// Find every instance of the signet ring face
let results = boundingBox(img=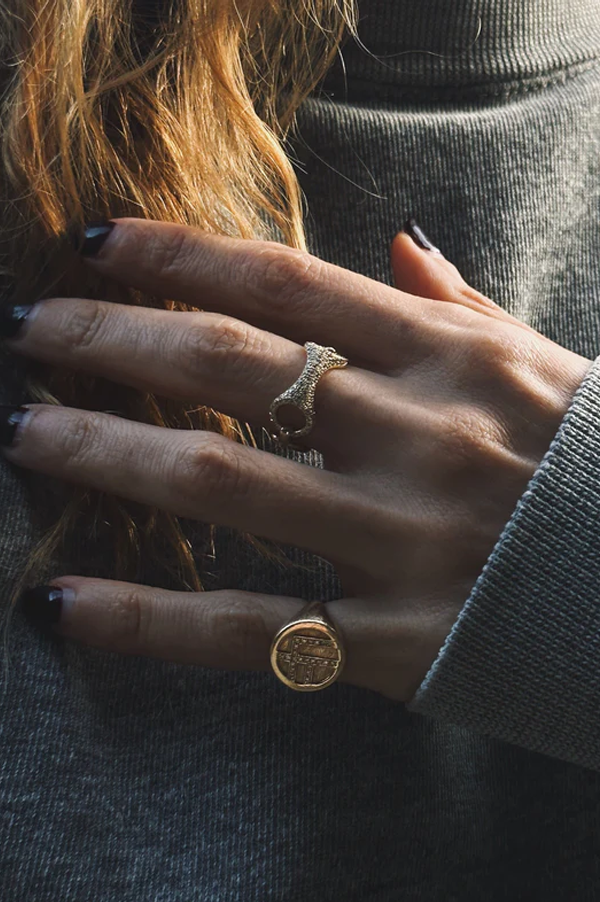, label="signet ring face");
[270,601,345,692]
